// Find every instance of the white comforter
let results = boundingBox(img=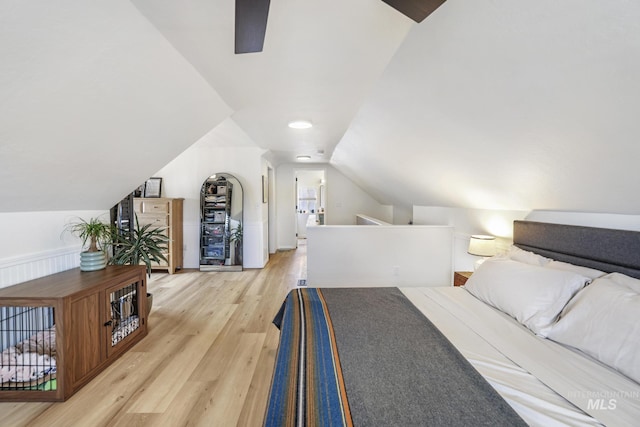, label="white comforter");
[401,287,640,427]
